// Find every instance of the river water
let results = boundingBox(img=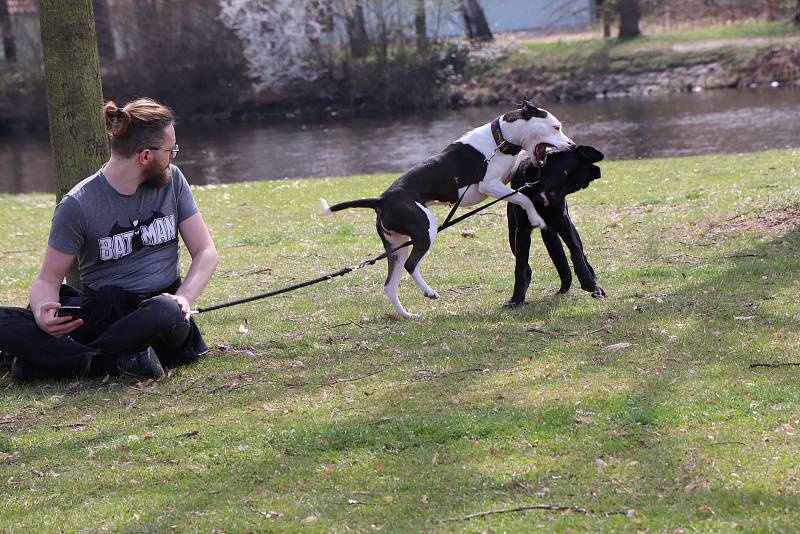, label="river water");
[1,85,798,194]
